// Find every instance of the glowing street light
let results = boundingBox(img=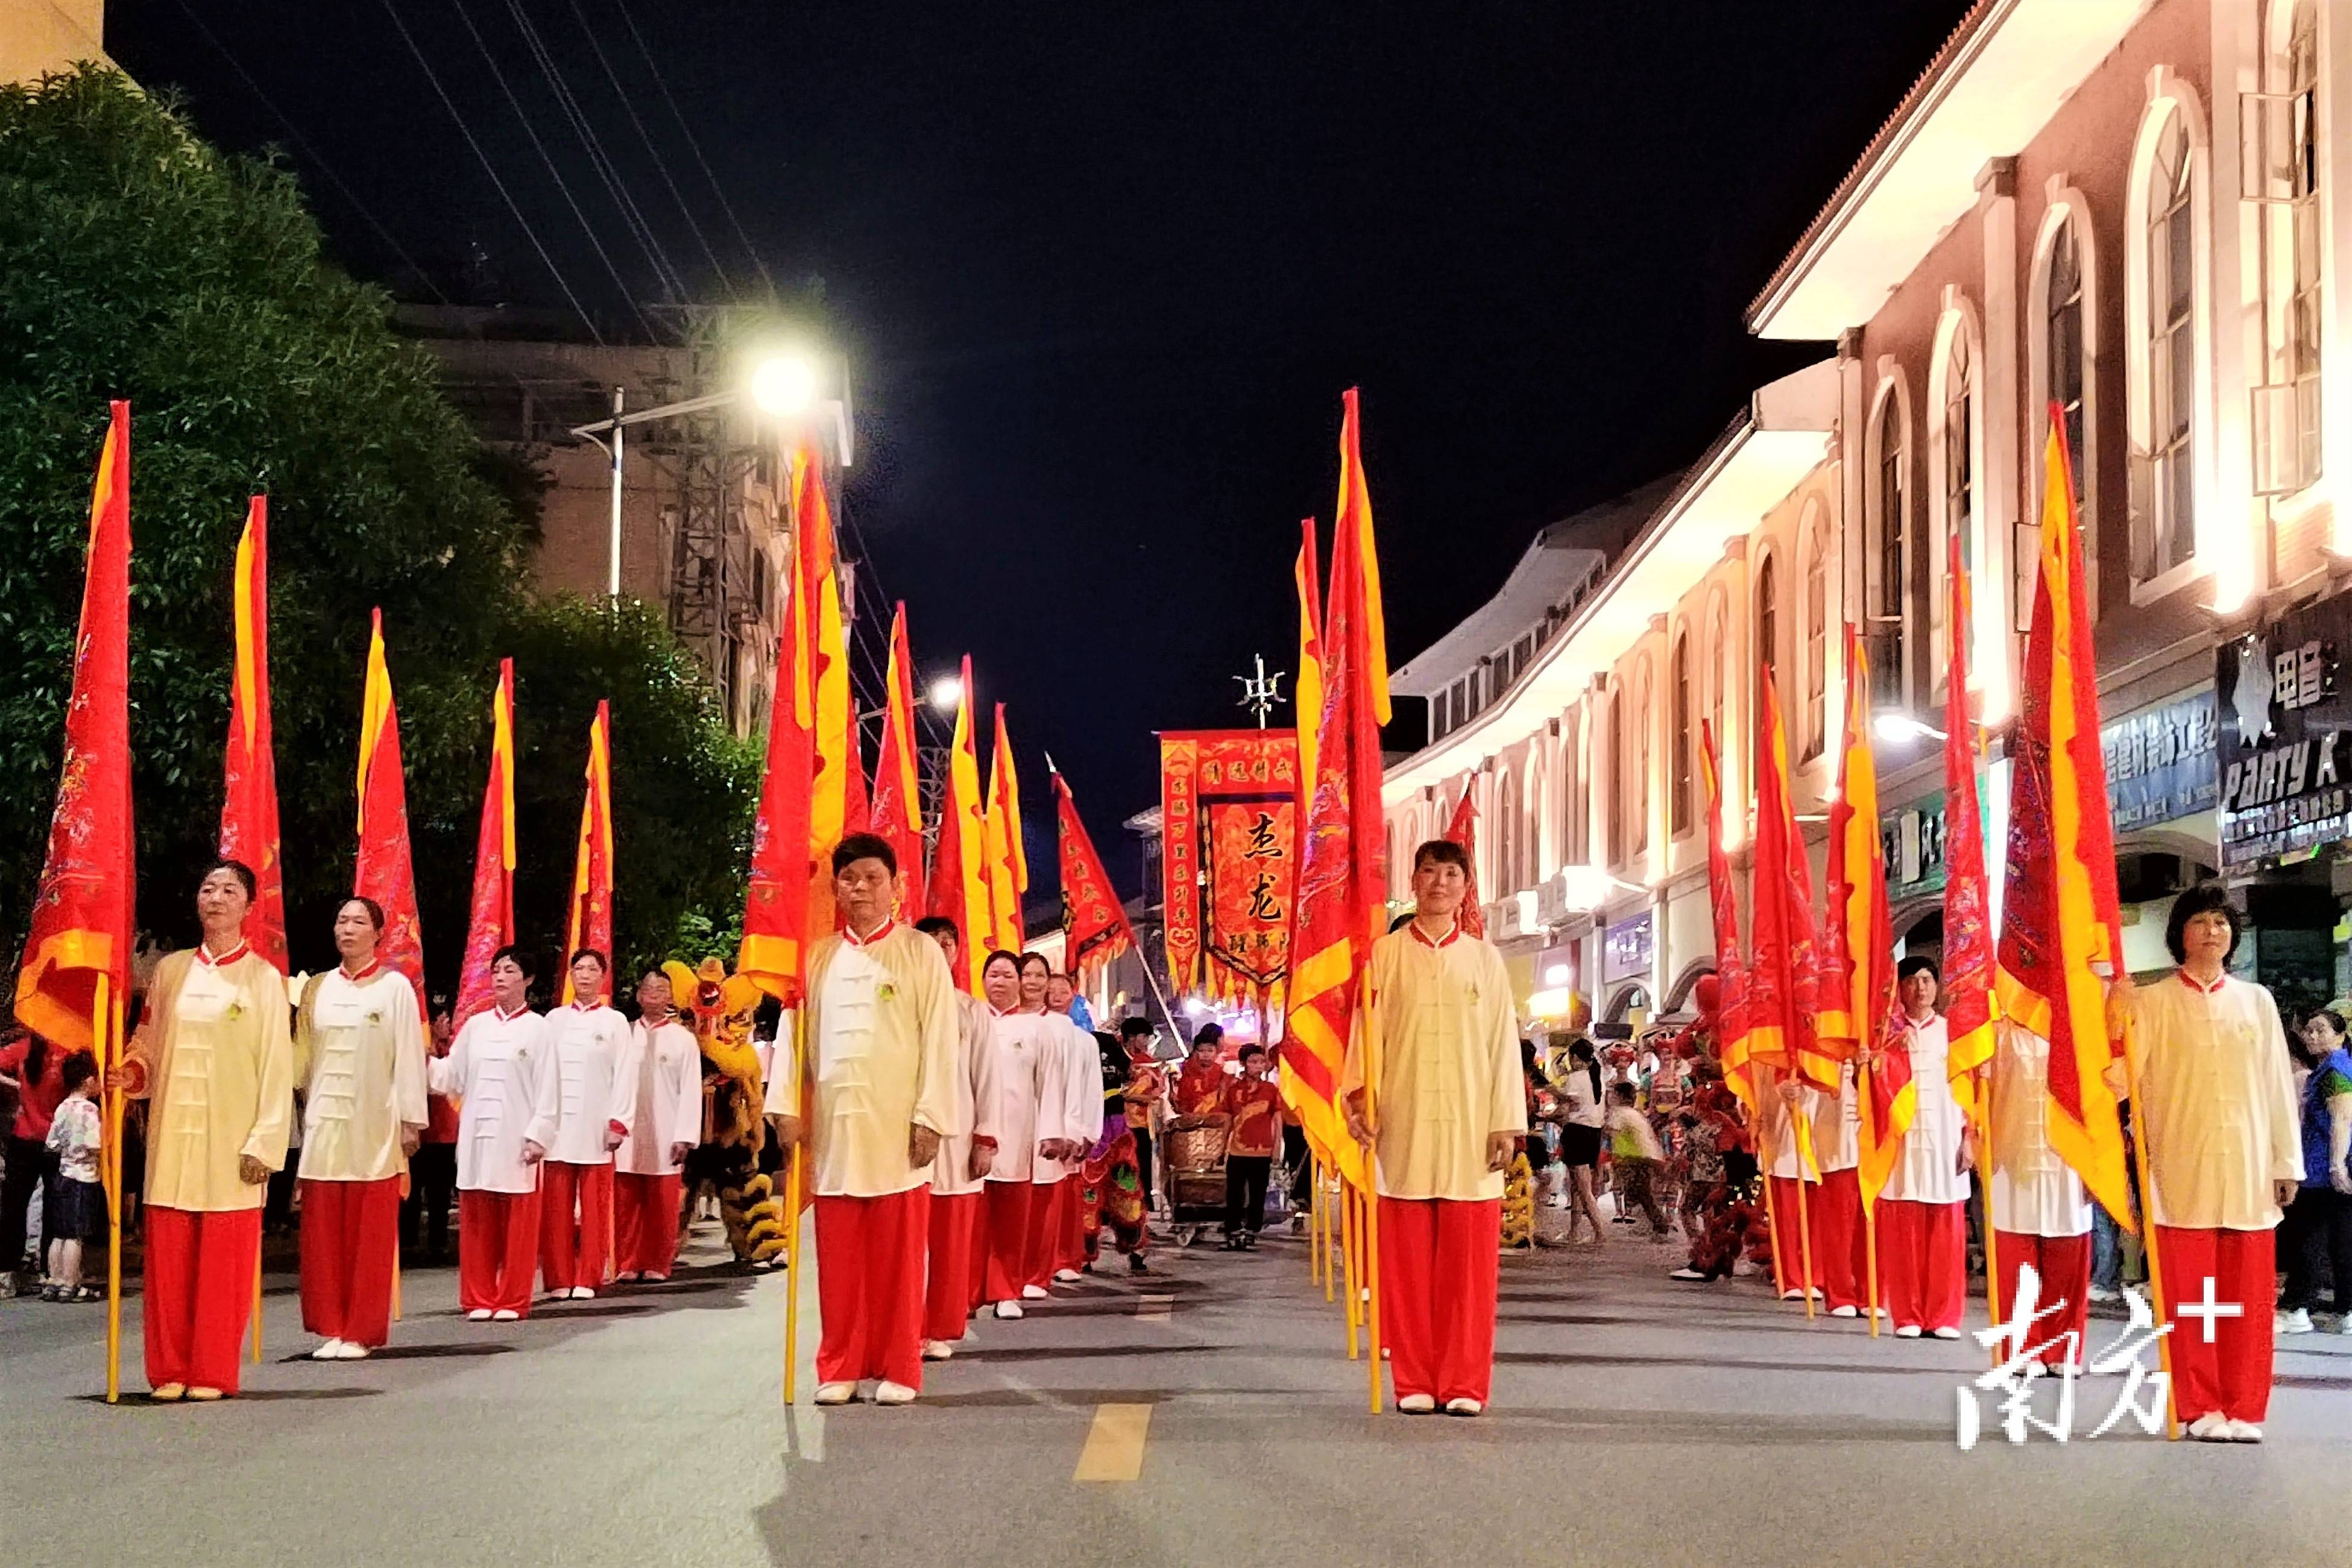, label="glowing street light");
[1557,864,1645,913]
[927,673,965,713]
[1871,711,1949,746]
[750,353,819,416]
